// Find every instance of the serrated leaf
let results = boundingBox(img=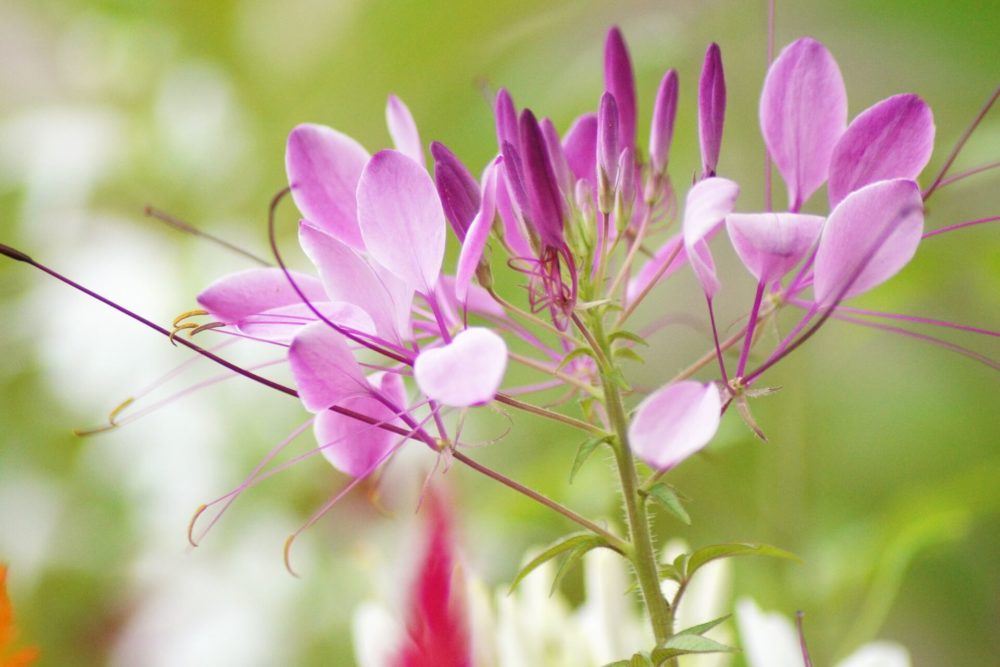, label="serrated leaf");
[687,542,799,577]
[557,346,598,370]
[609,330,649,347]
[613,347,645,364]
[569,435,612,484]
[644,482,691,525]
[549,539,600,596]
[677,613,732,636]
[508,534,602,593]
[651,634,736,661]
